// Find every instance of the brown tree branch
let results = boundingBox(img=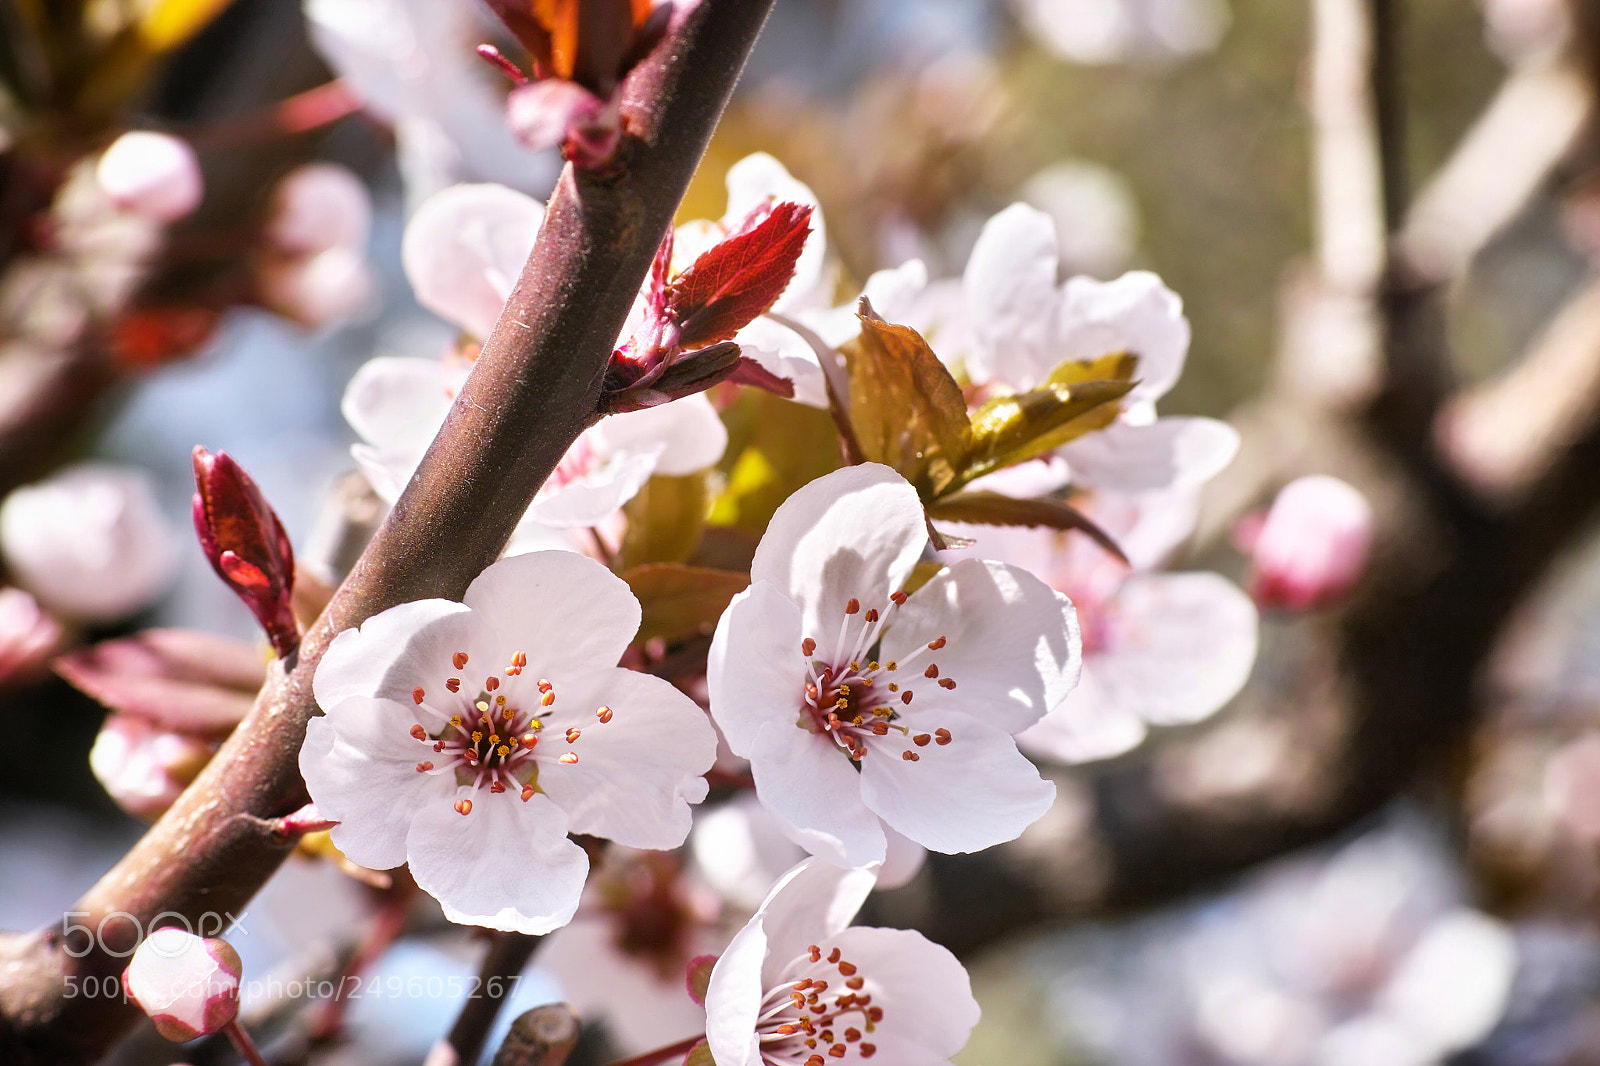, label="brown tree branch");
[0,2,776,1061]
